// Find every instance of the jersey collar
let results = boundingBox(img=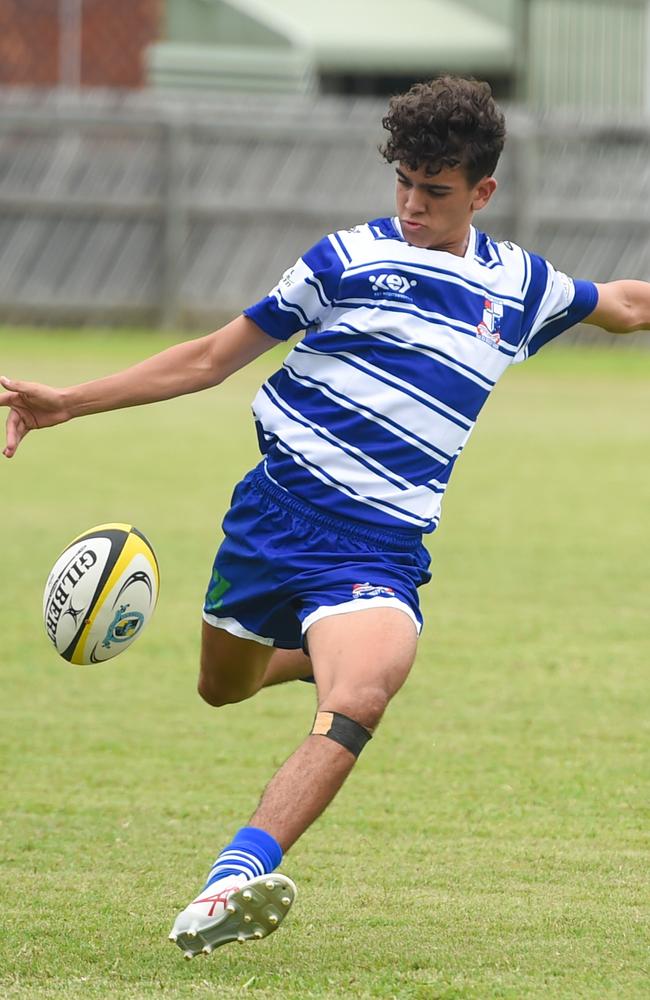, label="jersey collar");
[392,217,476,260]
